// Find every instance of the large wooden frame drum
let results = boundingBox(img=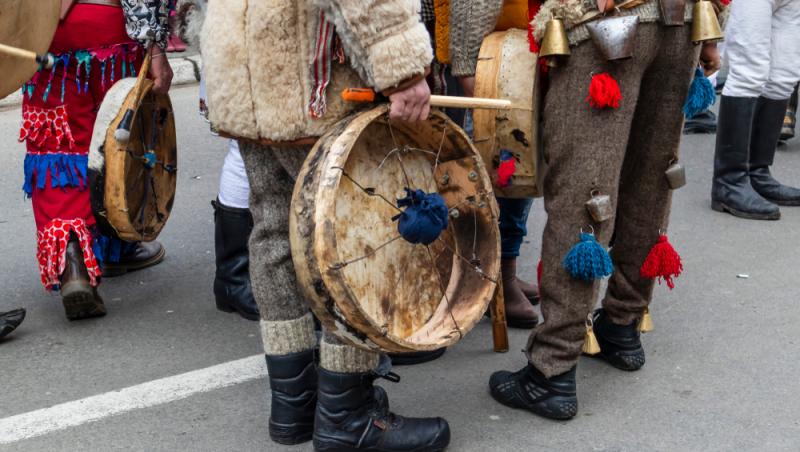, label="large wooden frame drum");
[474,29,542,198]
[89,72,177,242]
[291,106,501,353]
